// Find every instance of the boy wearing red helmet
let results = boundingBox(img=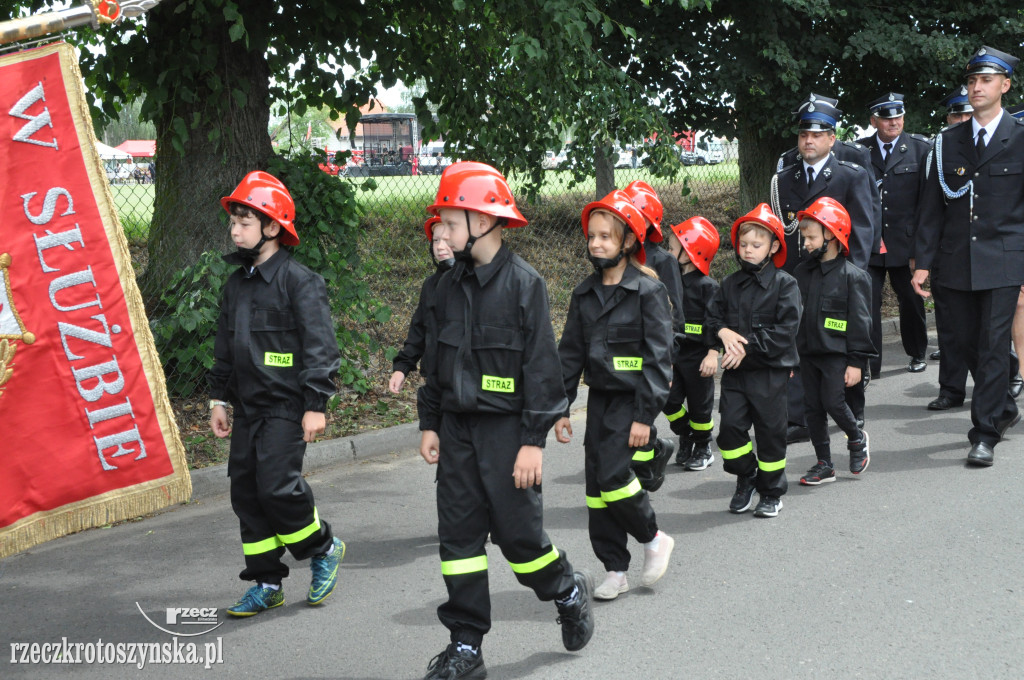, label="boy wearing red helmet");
[793,198,875,485]
[417,162,593,679]
[389,216,454,394]
[705,205,802,518]
[208,171,344,616]
[554,190,675,602]
[663,216,722,471]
